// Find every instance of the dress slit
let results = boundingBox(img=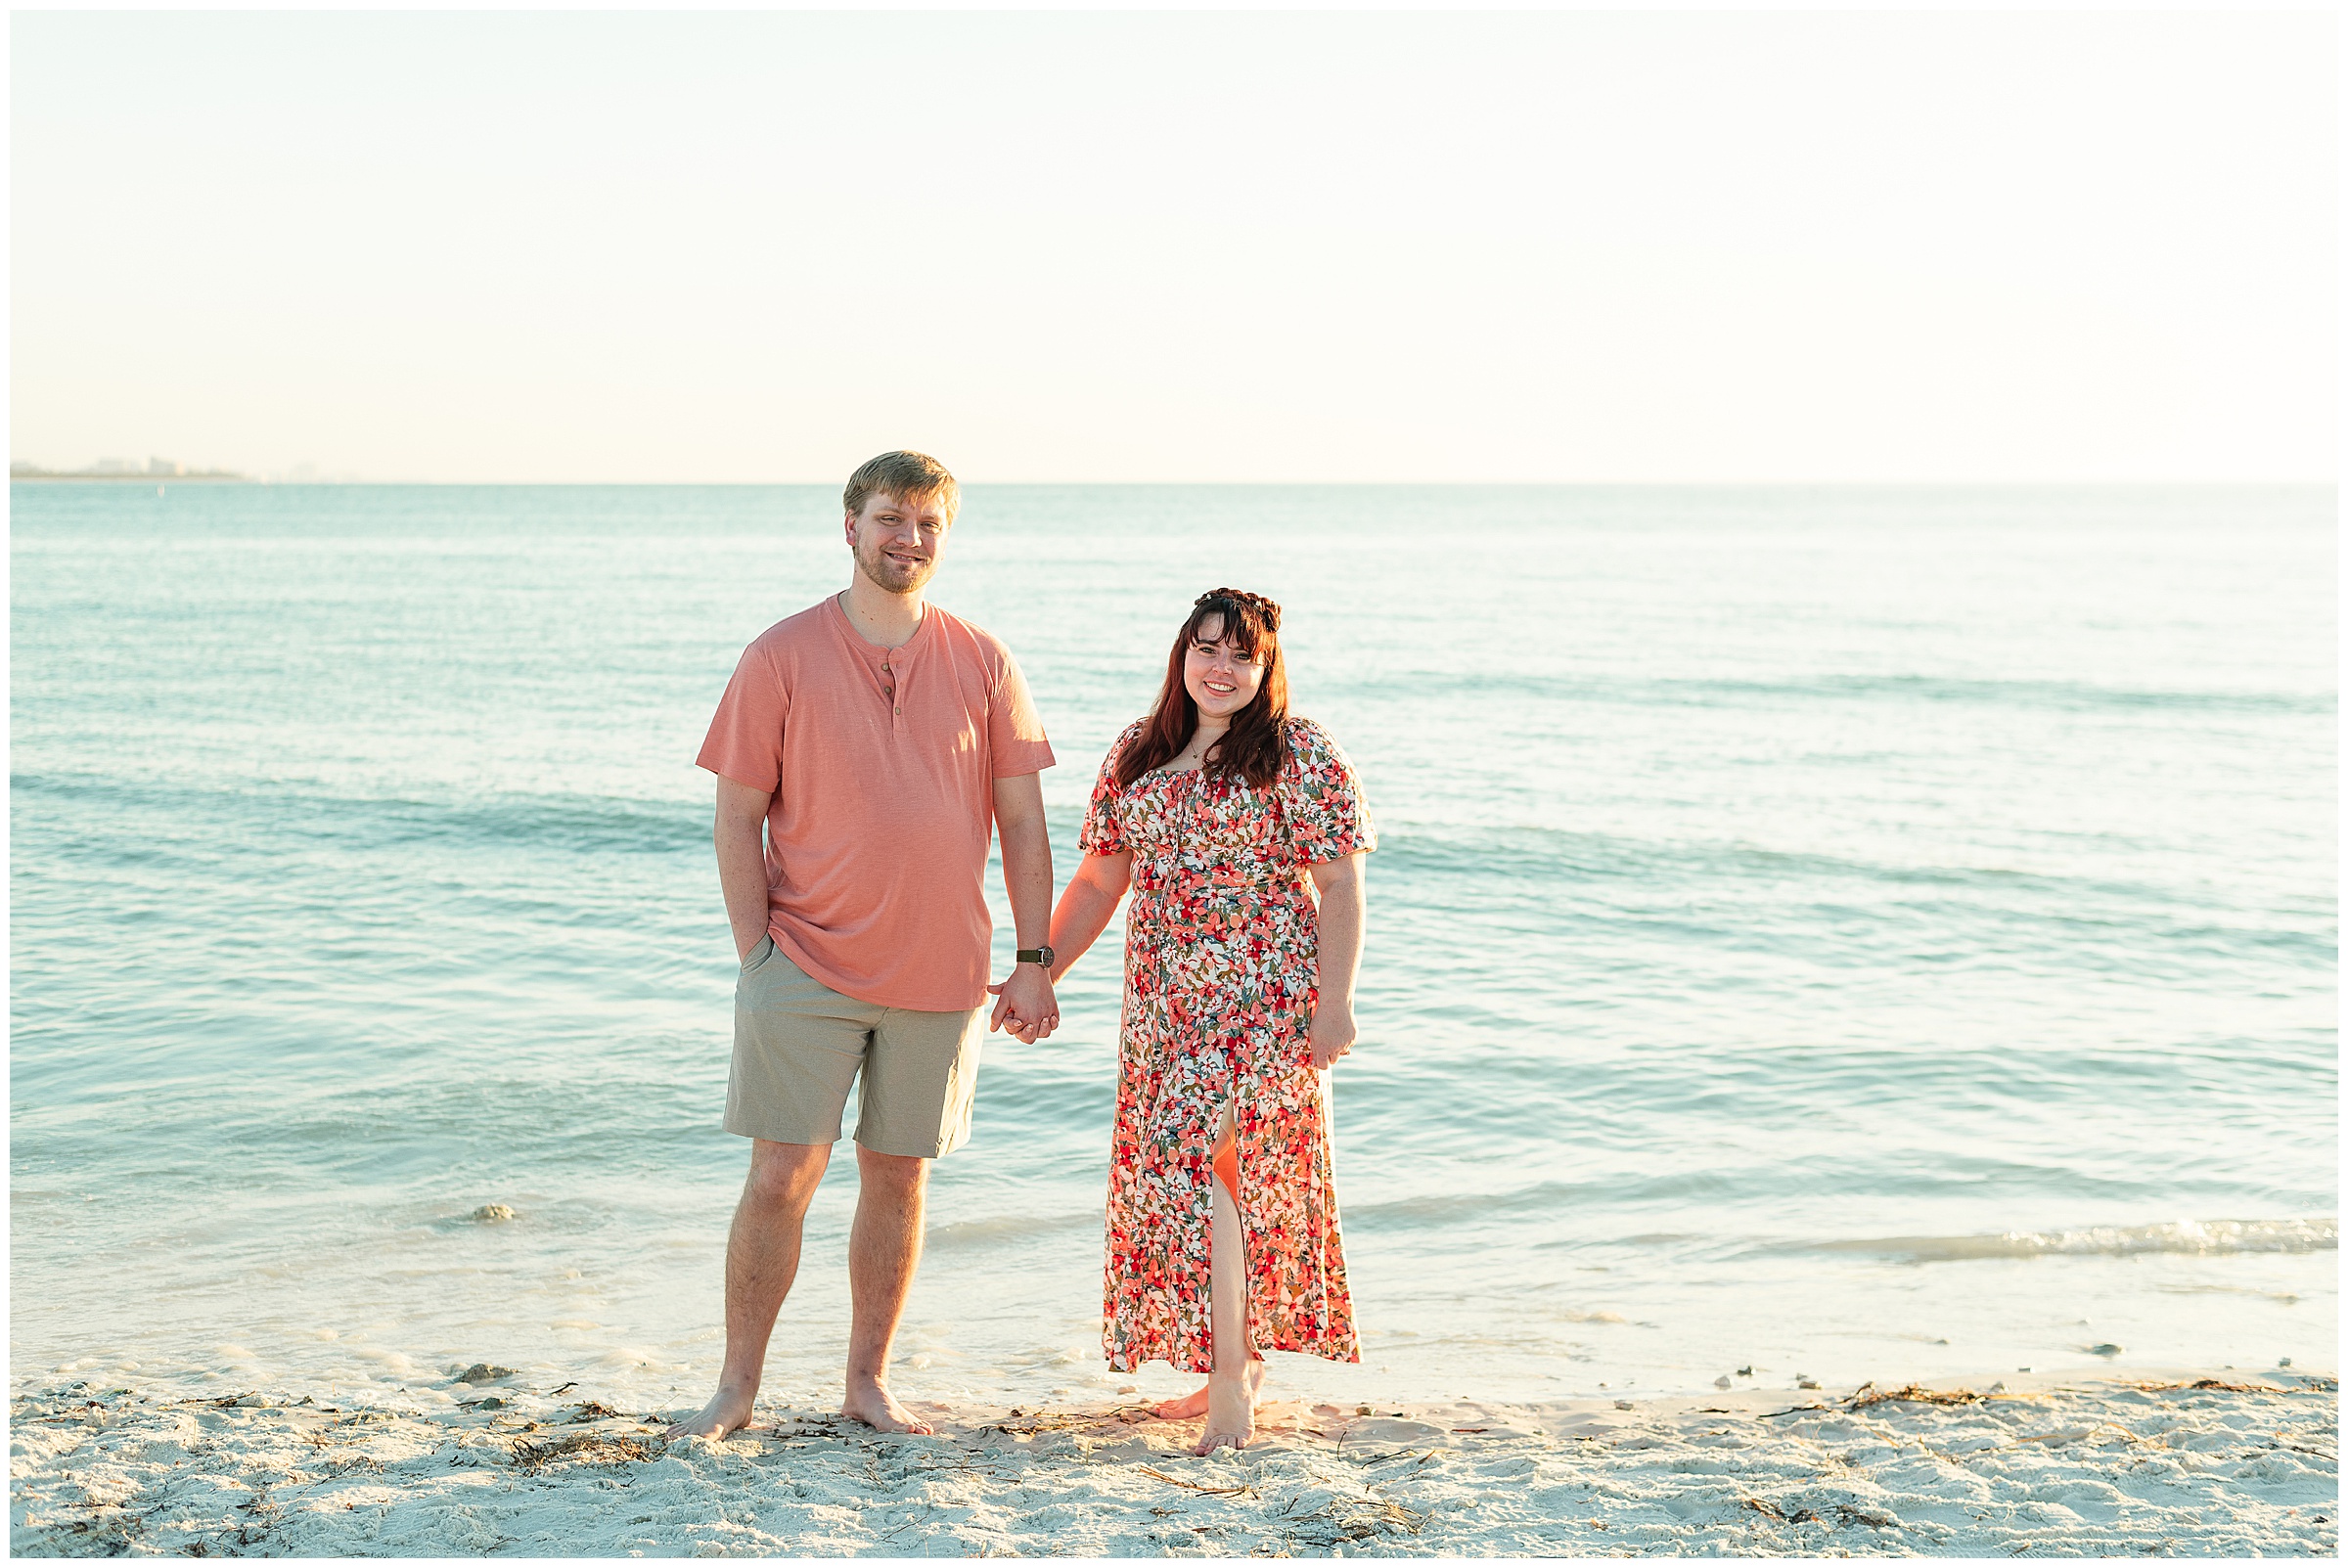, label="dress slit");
[1211,1133,1240,1201]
